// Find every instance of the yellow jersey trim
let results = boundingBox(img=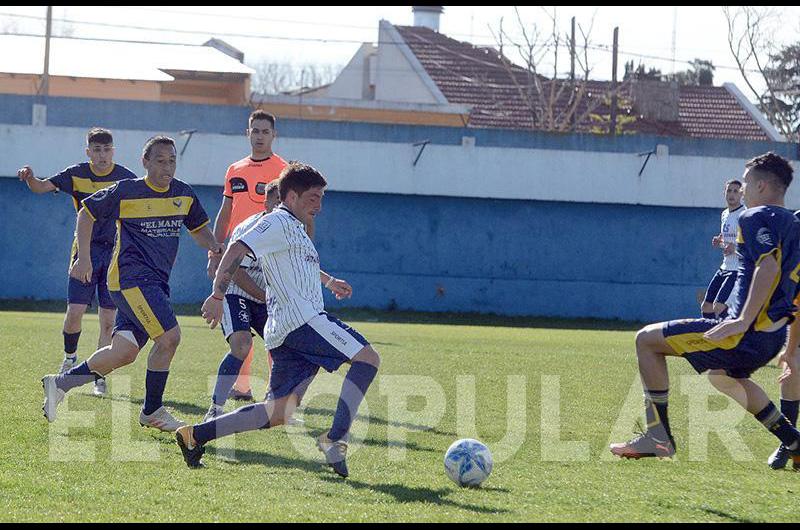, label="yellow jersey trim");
[72,177,116,195]
[665,331,745,355]
[754,247,782,332]
[119,197,194,219]
[188,219,210,234]
[89,162,115,178]
[83,207,97,221]
[107,220,121,291]
[144,177,170,193]
[121,287,165,339]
